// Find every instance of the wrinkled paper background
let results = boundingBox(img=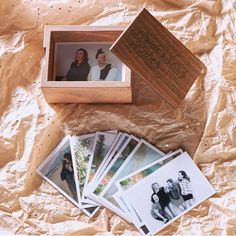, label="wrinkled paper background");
[0,0,236,235]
